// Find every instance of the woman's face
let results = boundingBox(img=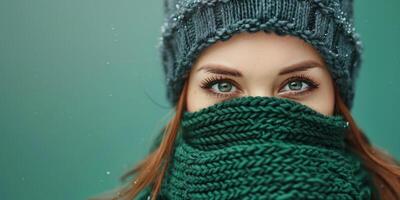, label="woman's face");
[186,31,335,116]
